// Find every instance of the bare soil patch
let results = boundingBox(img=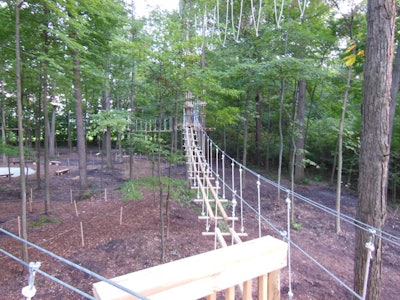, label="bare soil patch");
[0,149,399,299]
